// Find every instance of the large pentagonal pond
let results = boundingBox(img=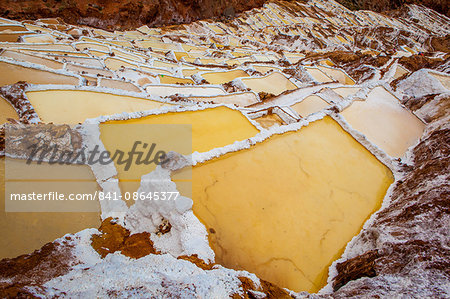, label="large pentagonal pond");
[173,116,394,293]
